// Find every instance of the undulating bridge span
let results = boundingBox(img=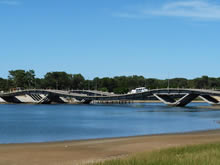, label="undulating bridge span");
[0,89,220,107]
